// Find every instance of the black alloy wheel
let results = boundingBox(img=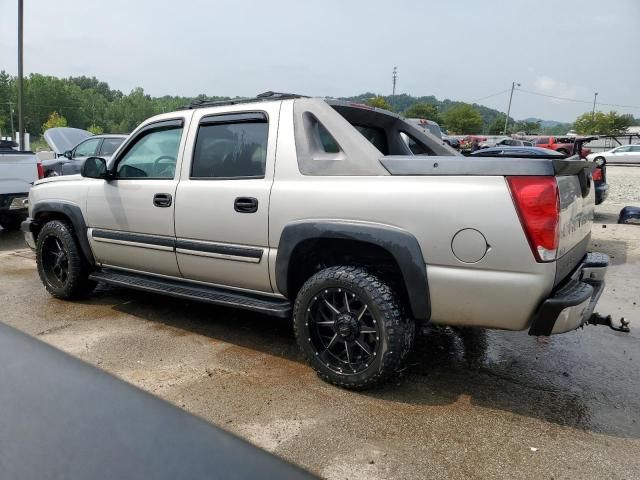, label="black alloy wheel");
[294,266,414,390]
[41,235,69,288]
[305,287,380,375]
